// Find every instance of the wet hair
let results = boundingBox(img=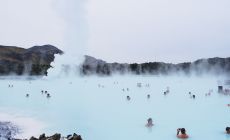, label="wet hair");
[148,118,152,122]
[226,127,230,132]
[181,128,186,134]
